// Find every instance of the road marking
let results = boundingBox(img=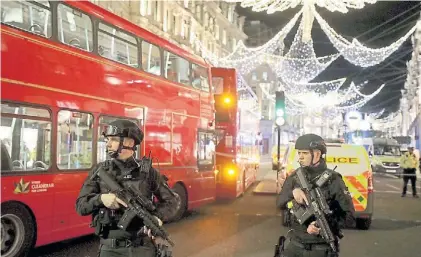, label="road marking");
[386,184,400,190]
[374,190,401,194]
[383,174,399,179]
